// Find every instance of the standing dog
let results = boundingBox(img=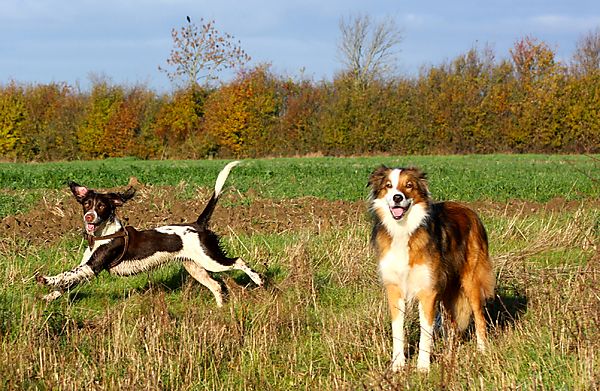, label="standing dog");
[37,161,262,306]
[368,165,494,372]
